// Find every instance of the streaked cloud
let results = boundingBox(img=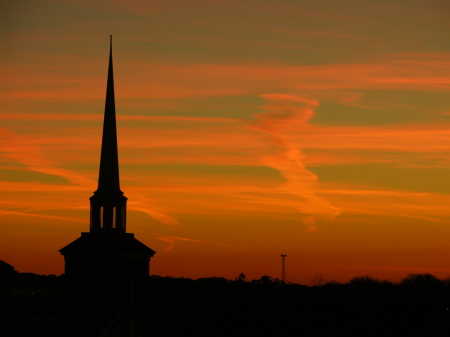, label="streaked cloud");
[319,187,450,224]
[155,233,253,253]
[3,53,449,101]
[0,128,95,187]
[251,94,340,226]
